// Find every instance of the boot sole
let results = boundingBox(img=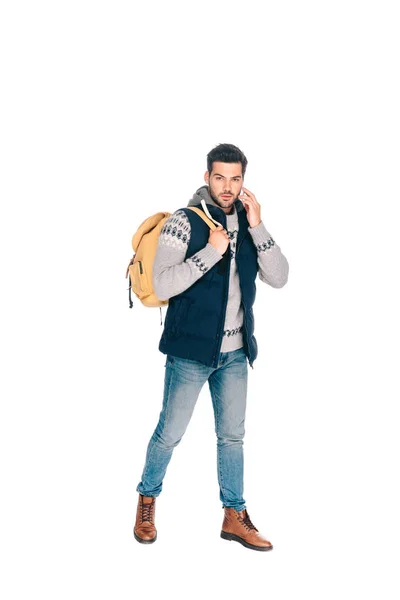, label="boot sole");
[134,530,157,544]
[221,530,273,551]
